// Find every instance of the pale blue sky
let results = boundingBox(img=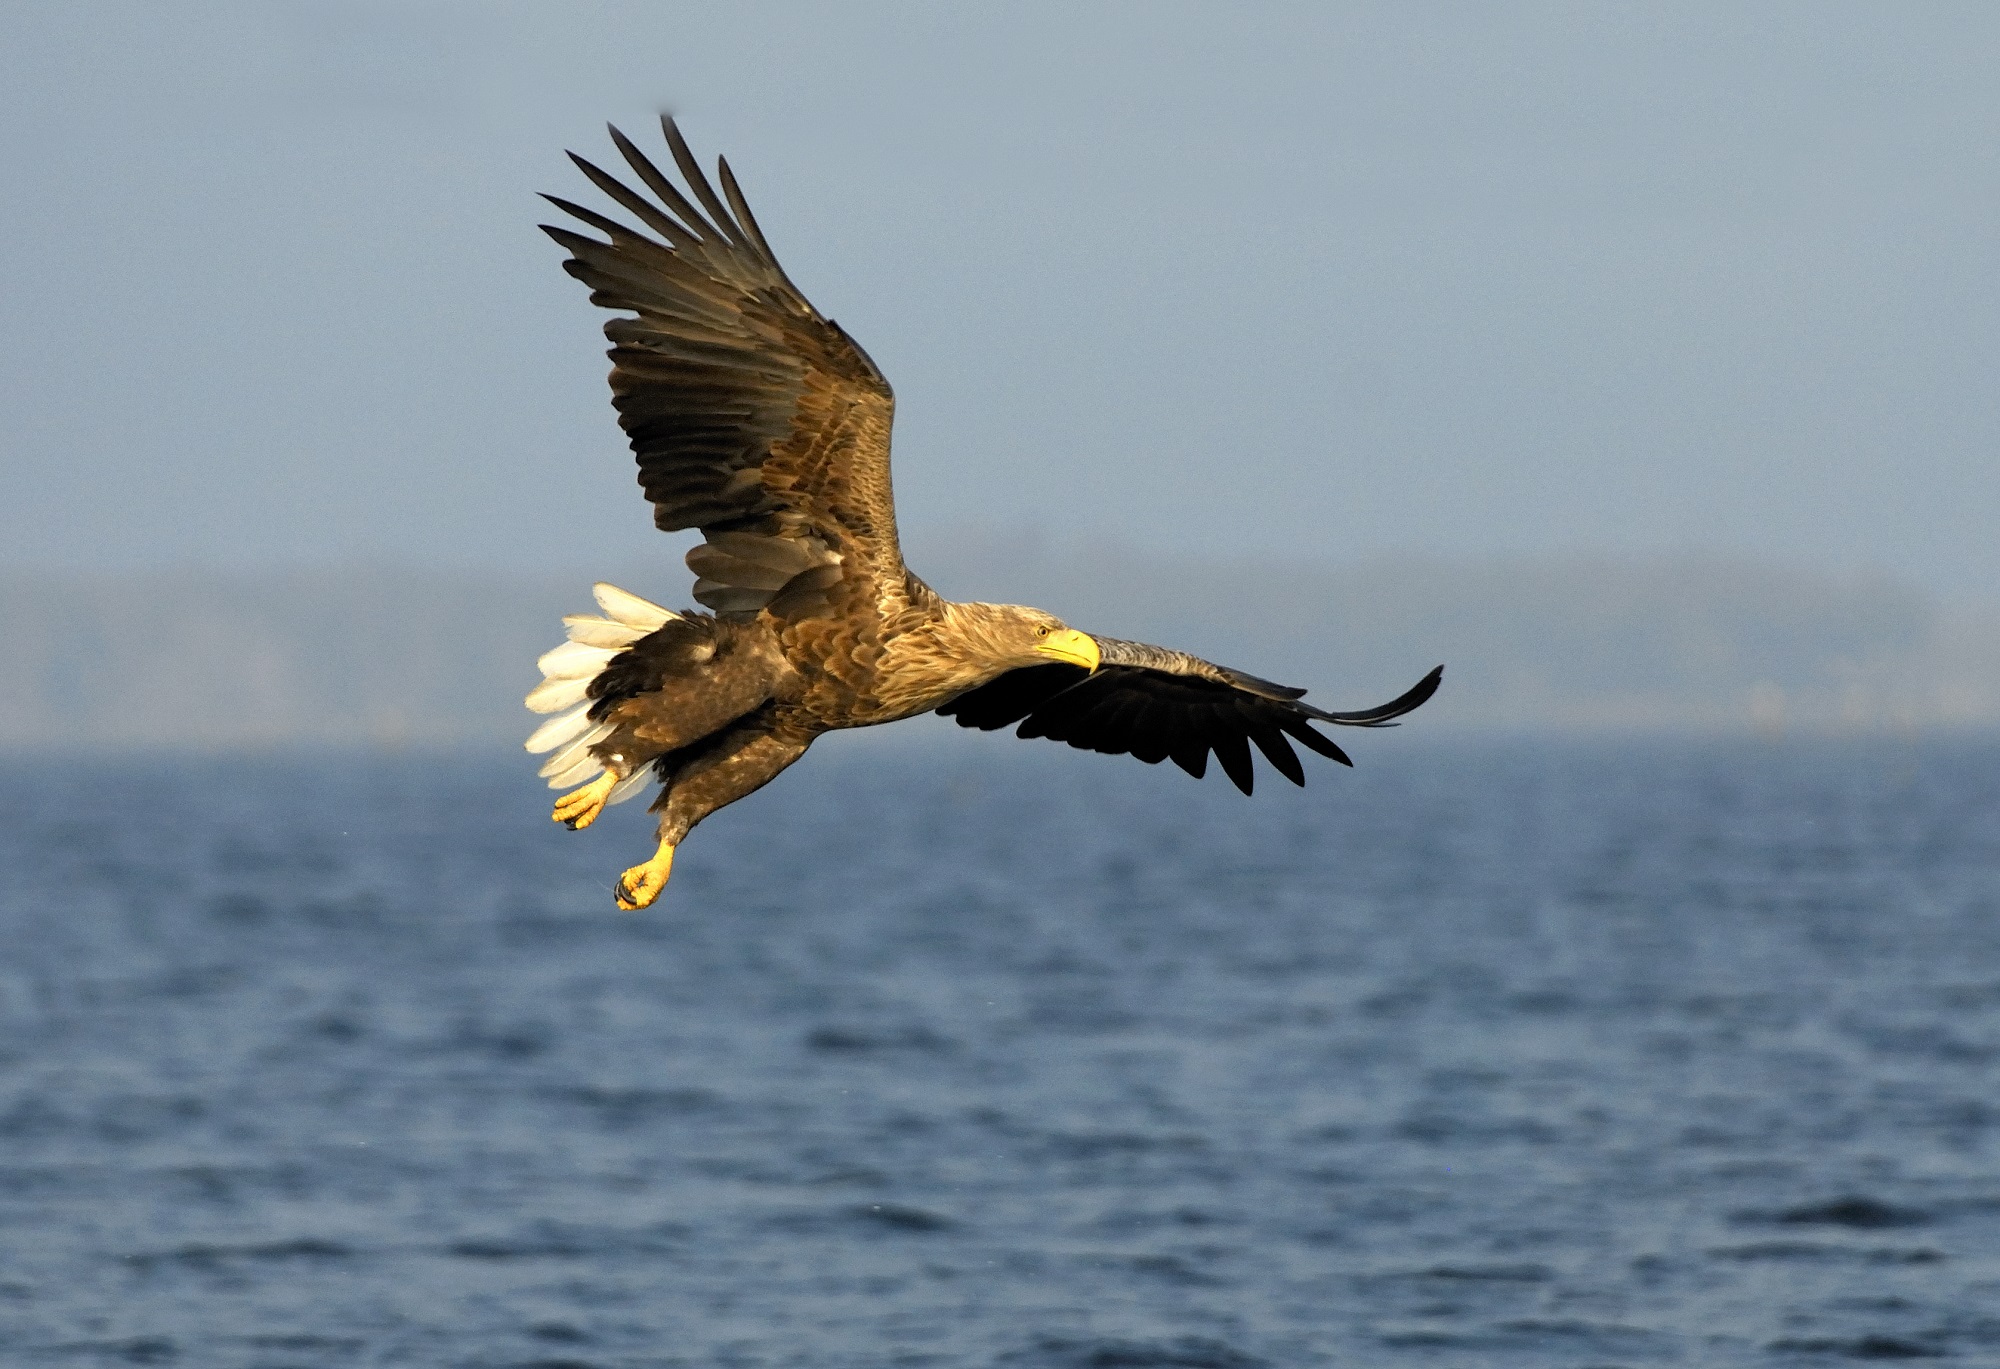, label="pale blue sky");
[3,3,1995,600]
